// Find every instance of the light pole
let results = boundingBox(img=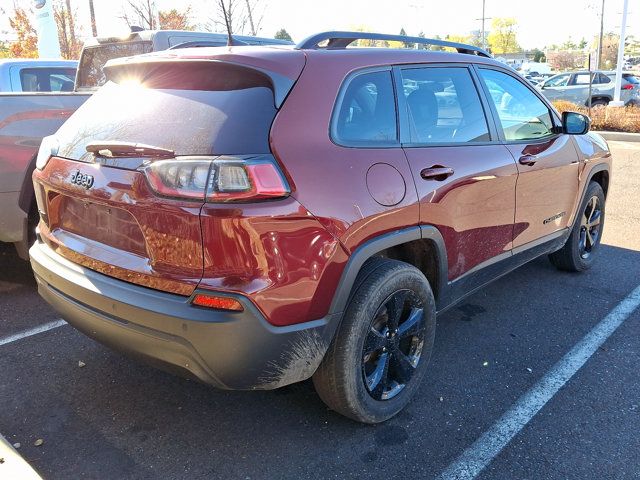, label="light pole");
[475,0,491,50]
[596,0,605,69]
[609,0,629,107]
